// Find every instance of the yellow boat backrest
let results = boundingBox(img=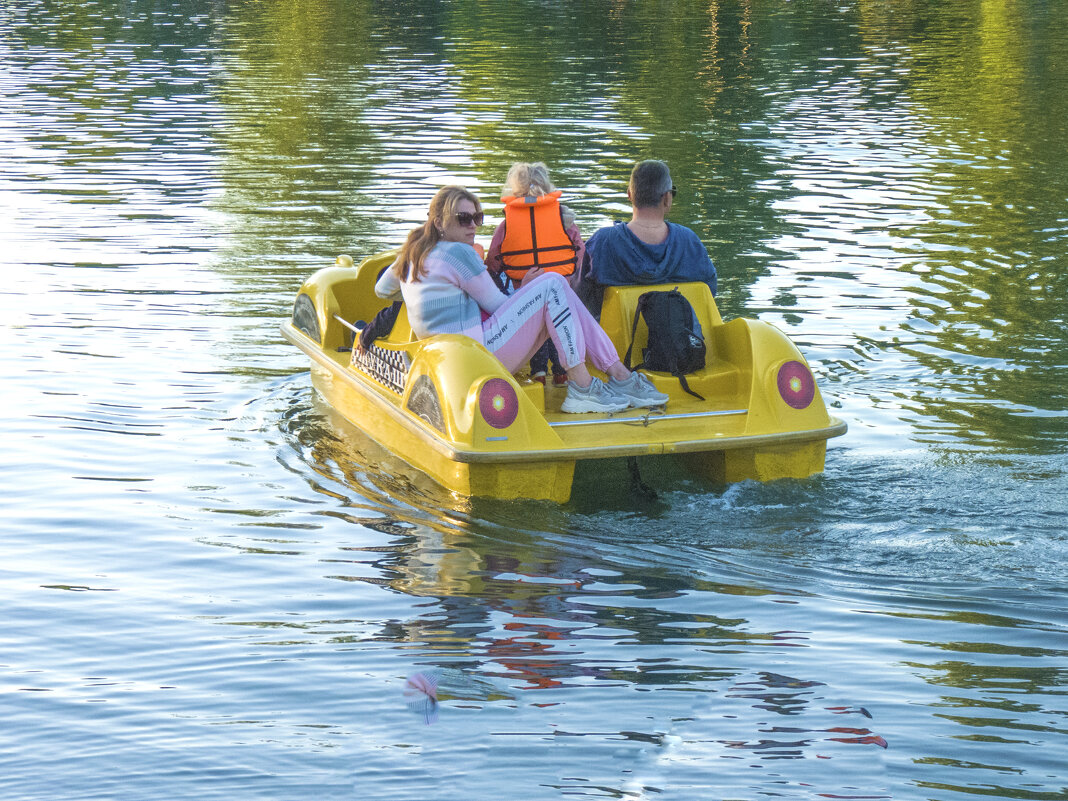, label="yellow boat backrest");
[599,282,723,365]
[385,303,418,344]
